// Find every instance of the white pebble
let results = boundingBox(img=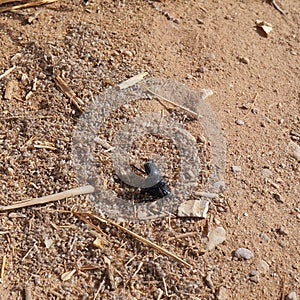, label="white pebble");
[234,248,254,260]
[285,291,298,300]
[235,119,244,125]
